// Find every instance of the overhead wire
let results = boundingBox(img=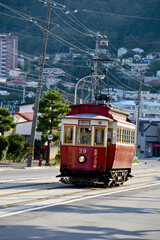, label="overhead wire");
[51,7,91,37]
[0,11,25,20]
[58,25,90,49]
[58,5,96,35]
[0,2,90,54]
[2,0,159,98]
[80,8,160,21]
